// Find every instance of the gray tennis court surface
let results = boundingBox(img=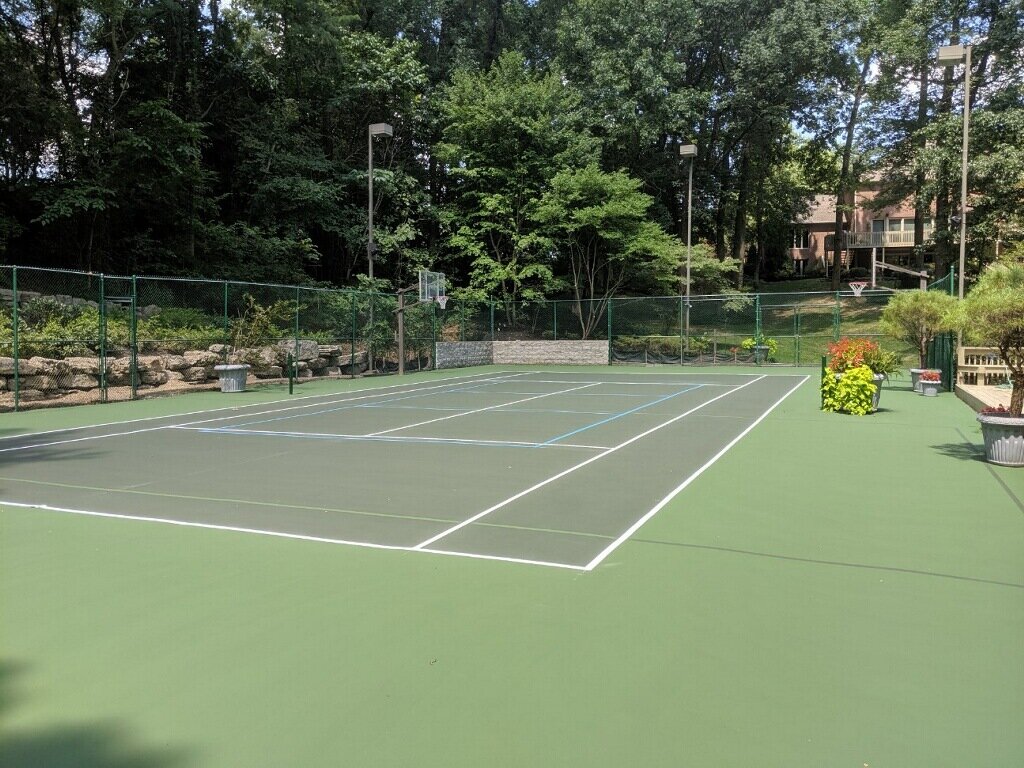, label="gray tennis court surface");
[0,368,808,570]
